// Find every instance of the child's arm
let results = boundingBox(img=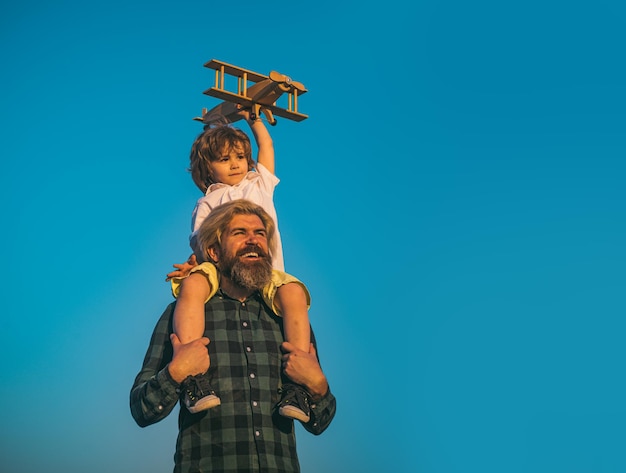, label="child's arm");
[237,107,275,174]
[248,118,275,174]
